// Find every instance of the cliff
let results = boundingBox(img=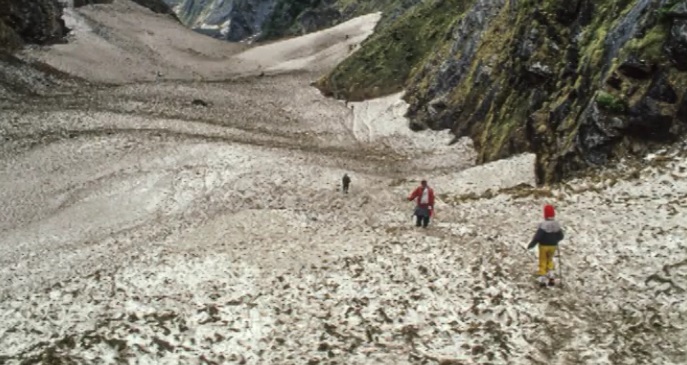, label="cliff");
[160,0,276,41]
[317,0,687,183]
